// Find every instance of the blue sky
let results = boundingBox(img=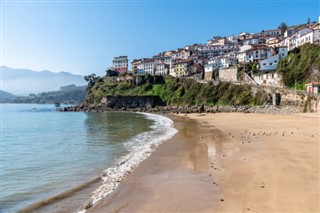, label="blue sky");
[1,0,319,76]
